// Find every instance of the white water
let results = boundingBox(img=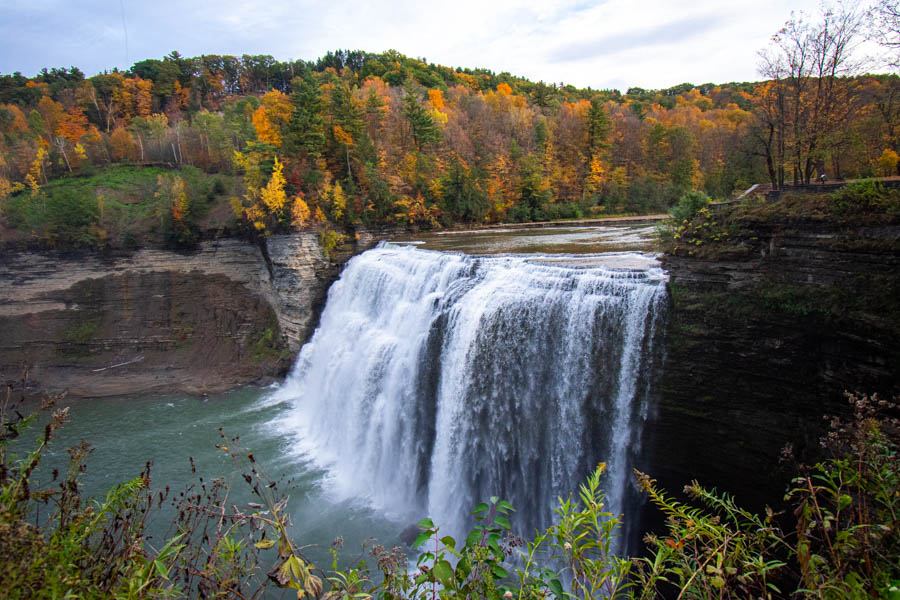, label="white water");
[274,243,667,548]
